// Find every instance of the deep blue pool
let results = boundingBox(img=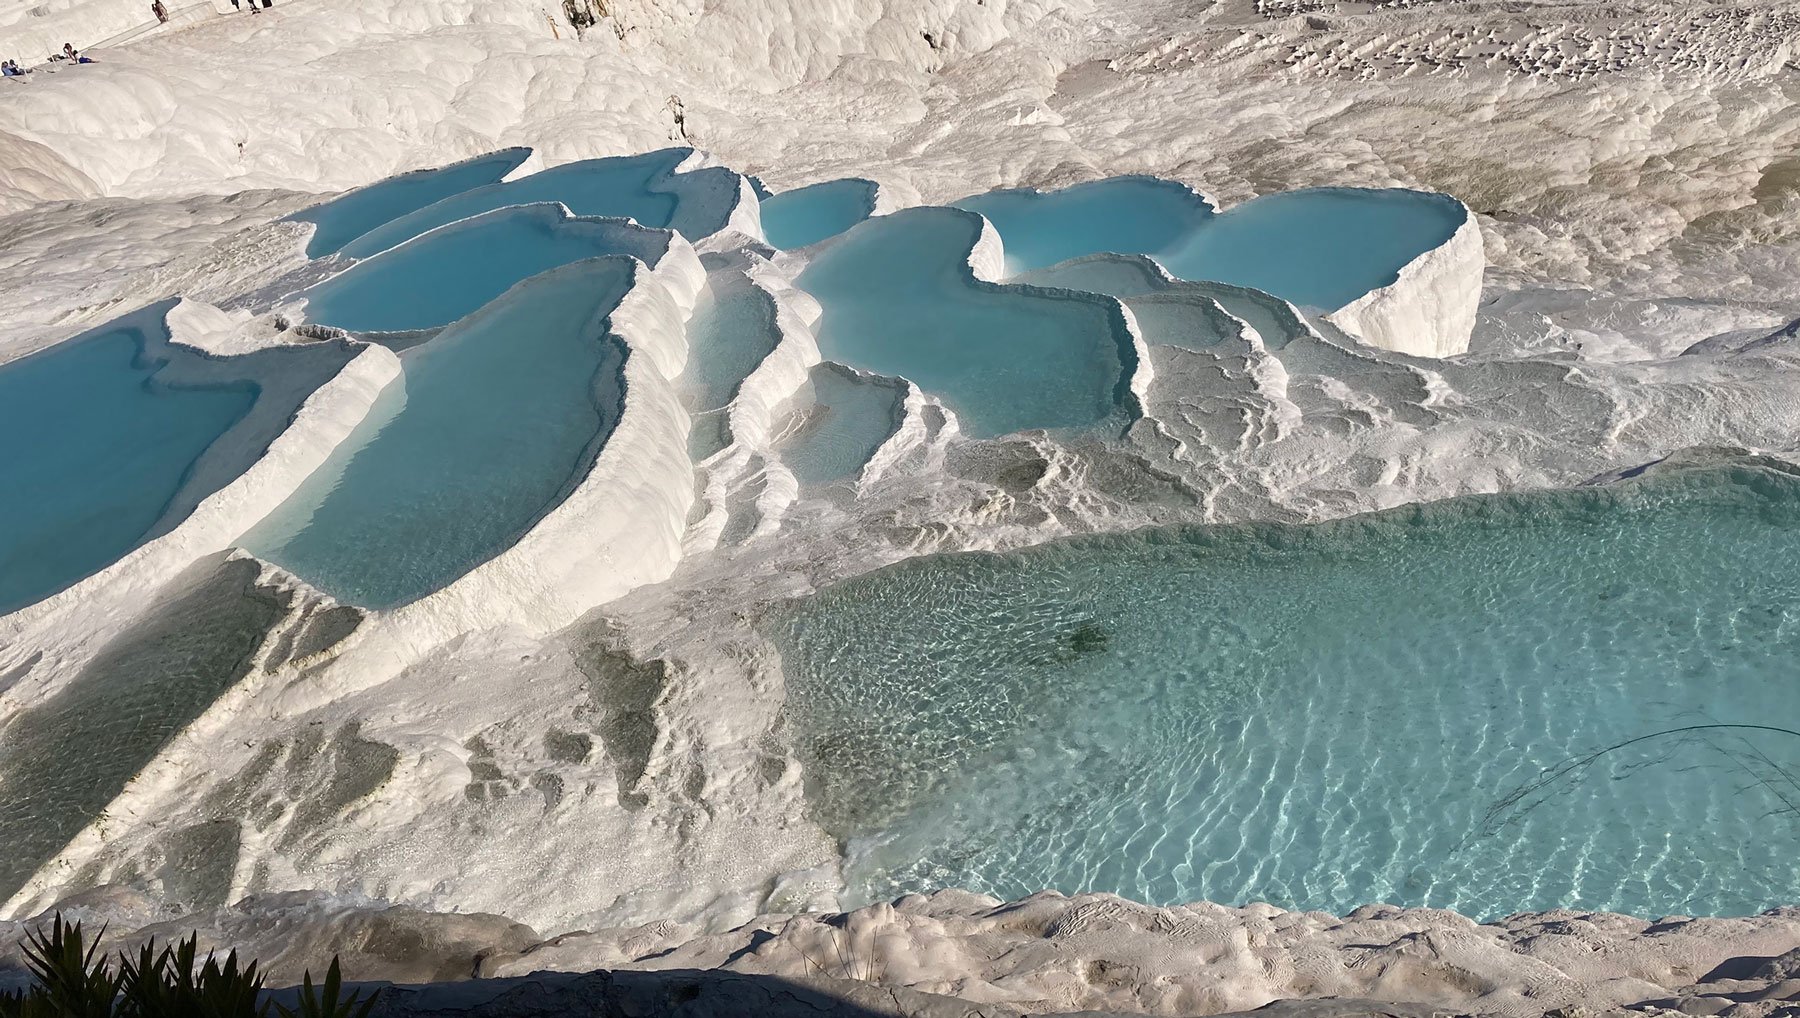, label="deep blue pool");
[290,148,533,259]
[0,322,256,615]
